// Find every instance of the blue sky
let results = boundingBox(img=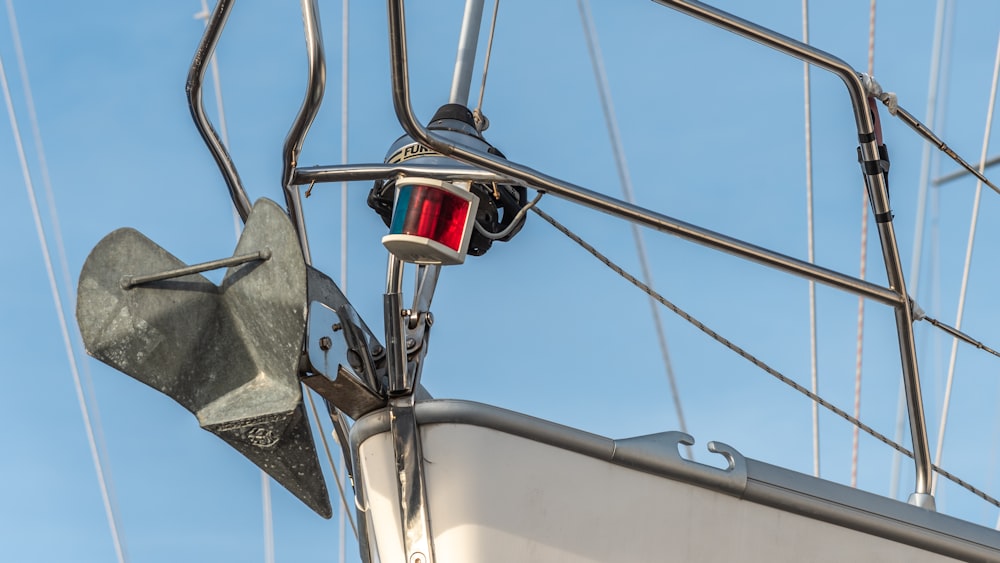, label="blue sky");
[4,0,1000,561]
